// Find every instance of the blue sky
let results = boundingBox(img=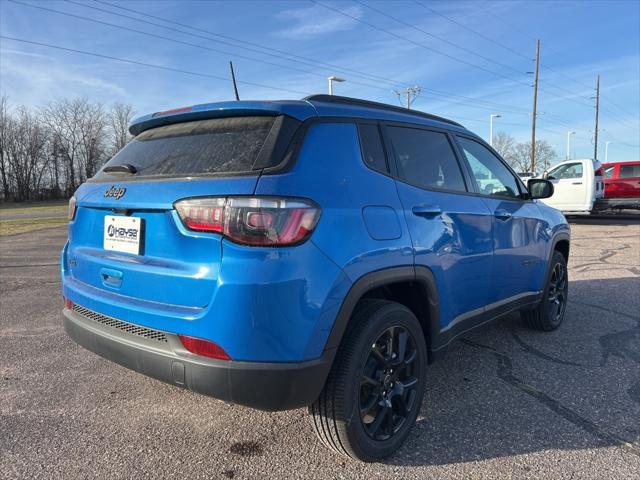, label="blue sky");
[1,0,638,163]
